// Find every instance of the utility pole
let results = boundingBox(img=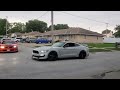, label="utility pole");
[106,23,109,37]
[6,16,8,38]
[51,11,54,44]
